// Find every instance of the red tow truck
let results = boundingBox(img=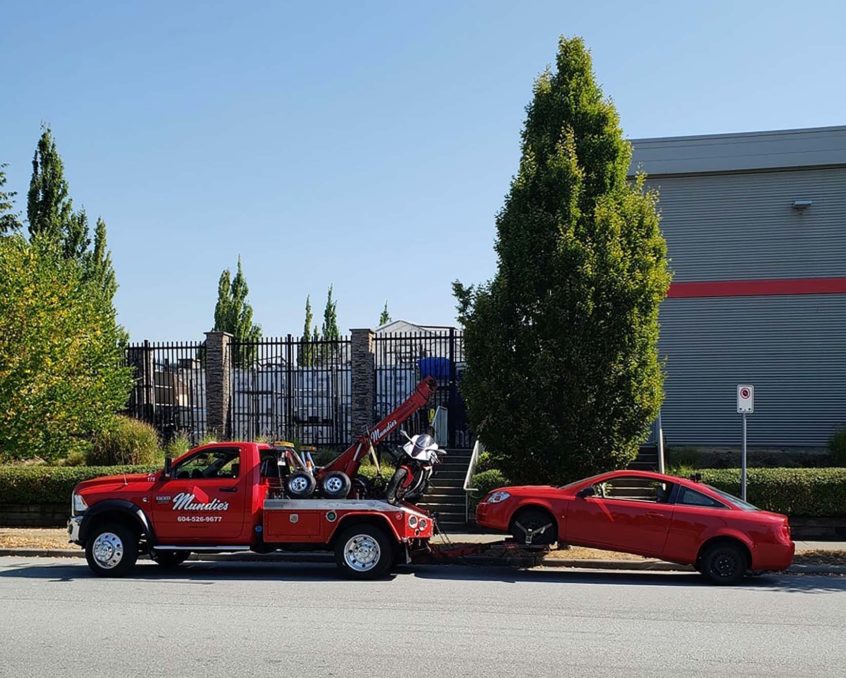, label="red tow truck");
[68,378,438,579]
